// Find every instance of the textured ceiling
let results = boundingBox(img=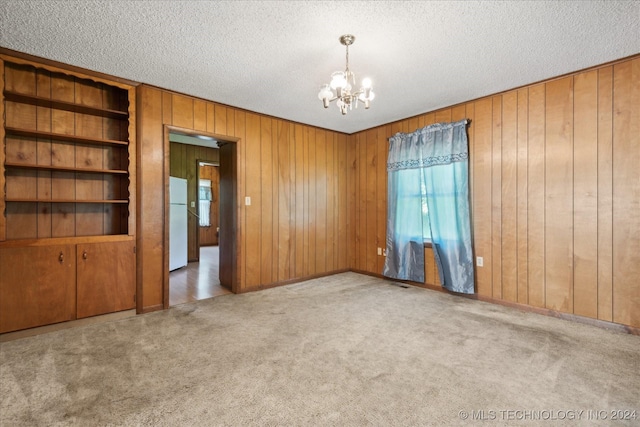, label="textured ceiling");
[1,1,639,134]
